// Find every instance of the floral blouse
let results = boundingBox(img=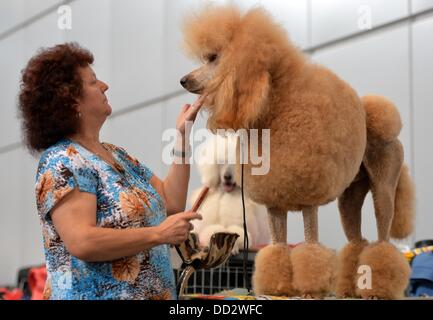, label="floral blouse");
[35,138,176,300]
